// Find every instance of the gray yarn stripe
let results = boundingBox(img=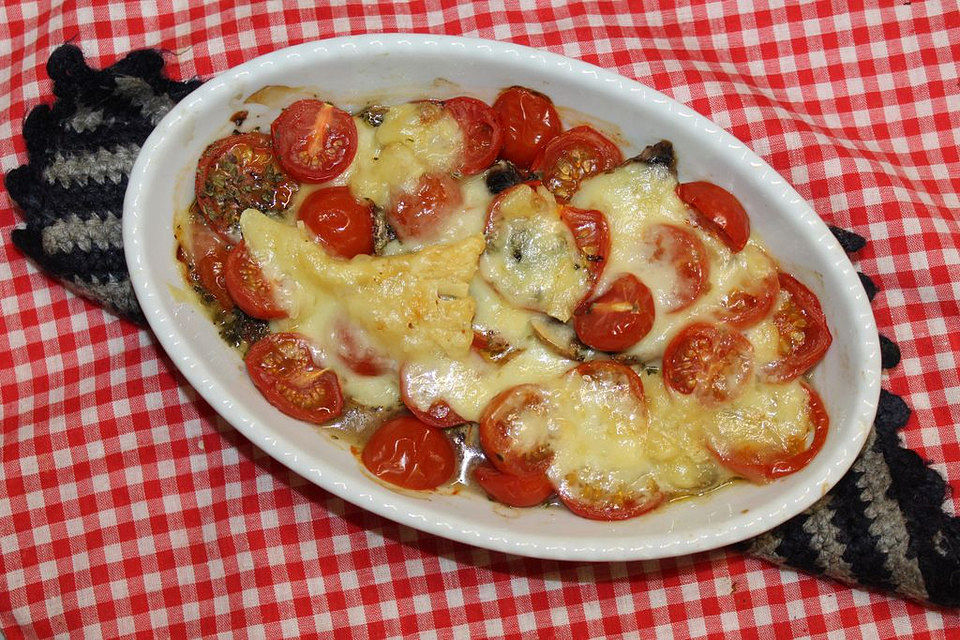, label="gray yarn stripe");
[853,430,929,601]
[800,494,856,583]
[114,75,175,125]
[42,143,140,187]
[745,530,786,564]
[71,275,140,317]
[64,107,109,133]
[41,212,122,255]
